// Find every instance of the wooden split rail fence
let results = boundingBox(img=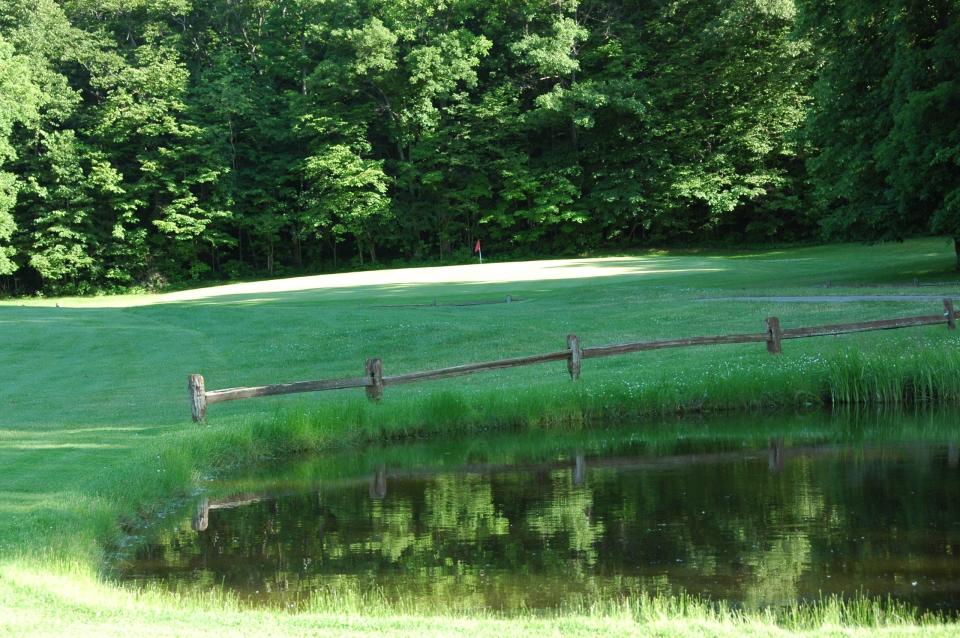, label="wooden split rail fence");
[188,298,958,422]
